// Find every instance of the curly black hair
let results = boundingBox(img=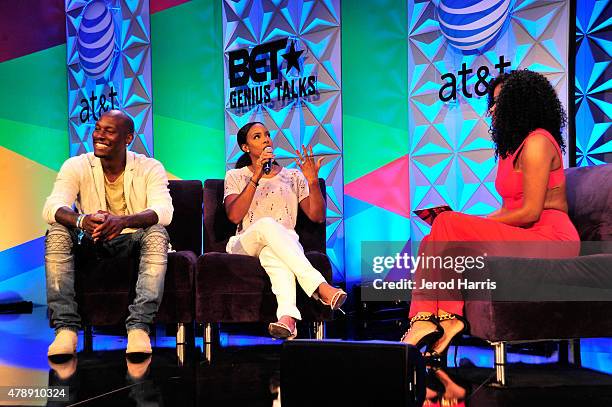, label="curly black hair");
[488,70,566,159]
